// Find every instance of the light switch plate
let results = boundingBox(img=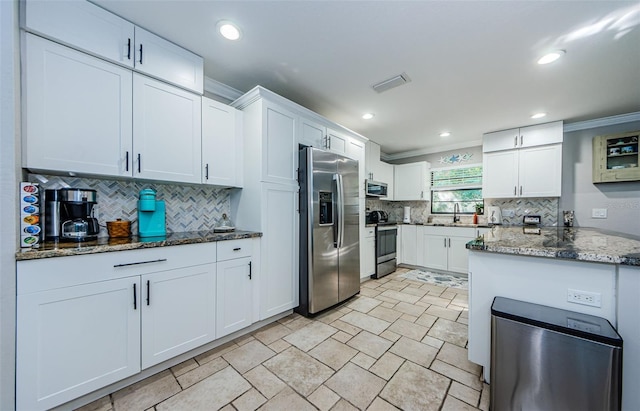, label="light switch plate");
[592,208,607,219]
